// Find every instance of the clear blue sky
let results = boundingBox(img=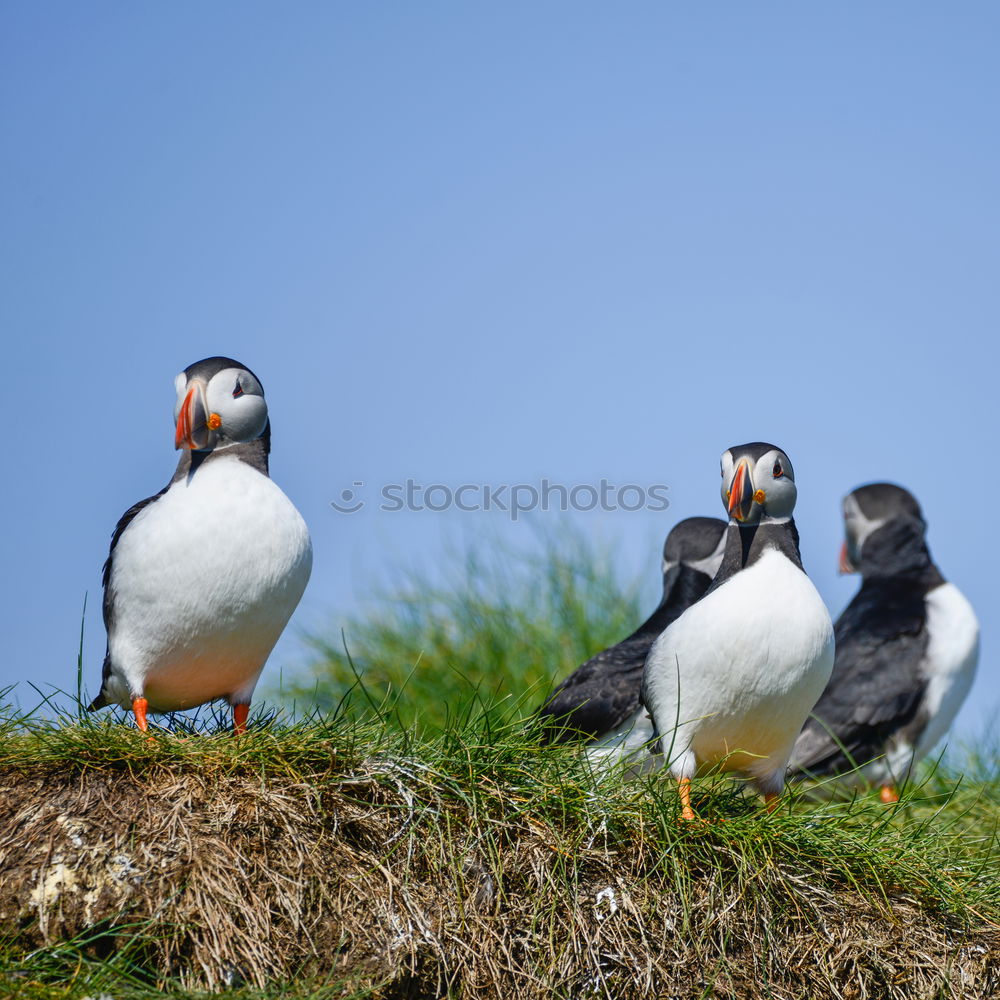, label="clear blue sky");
[2,4,996,739]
